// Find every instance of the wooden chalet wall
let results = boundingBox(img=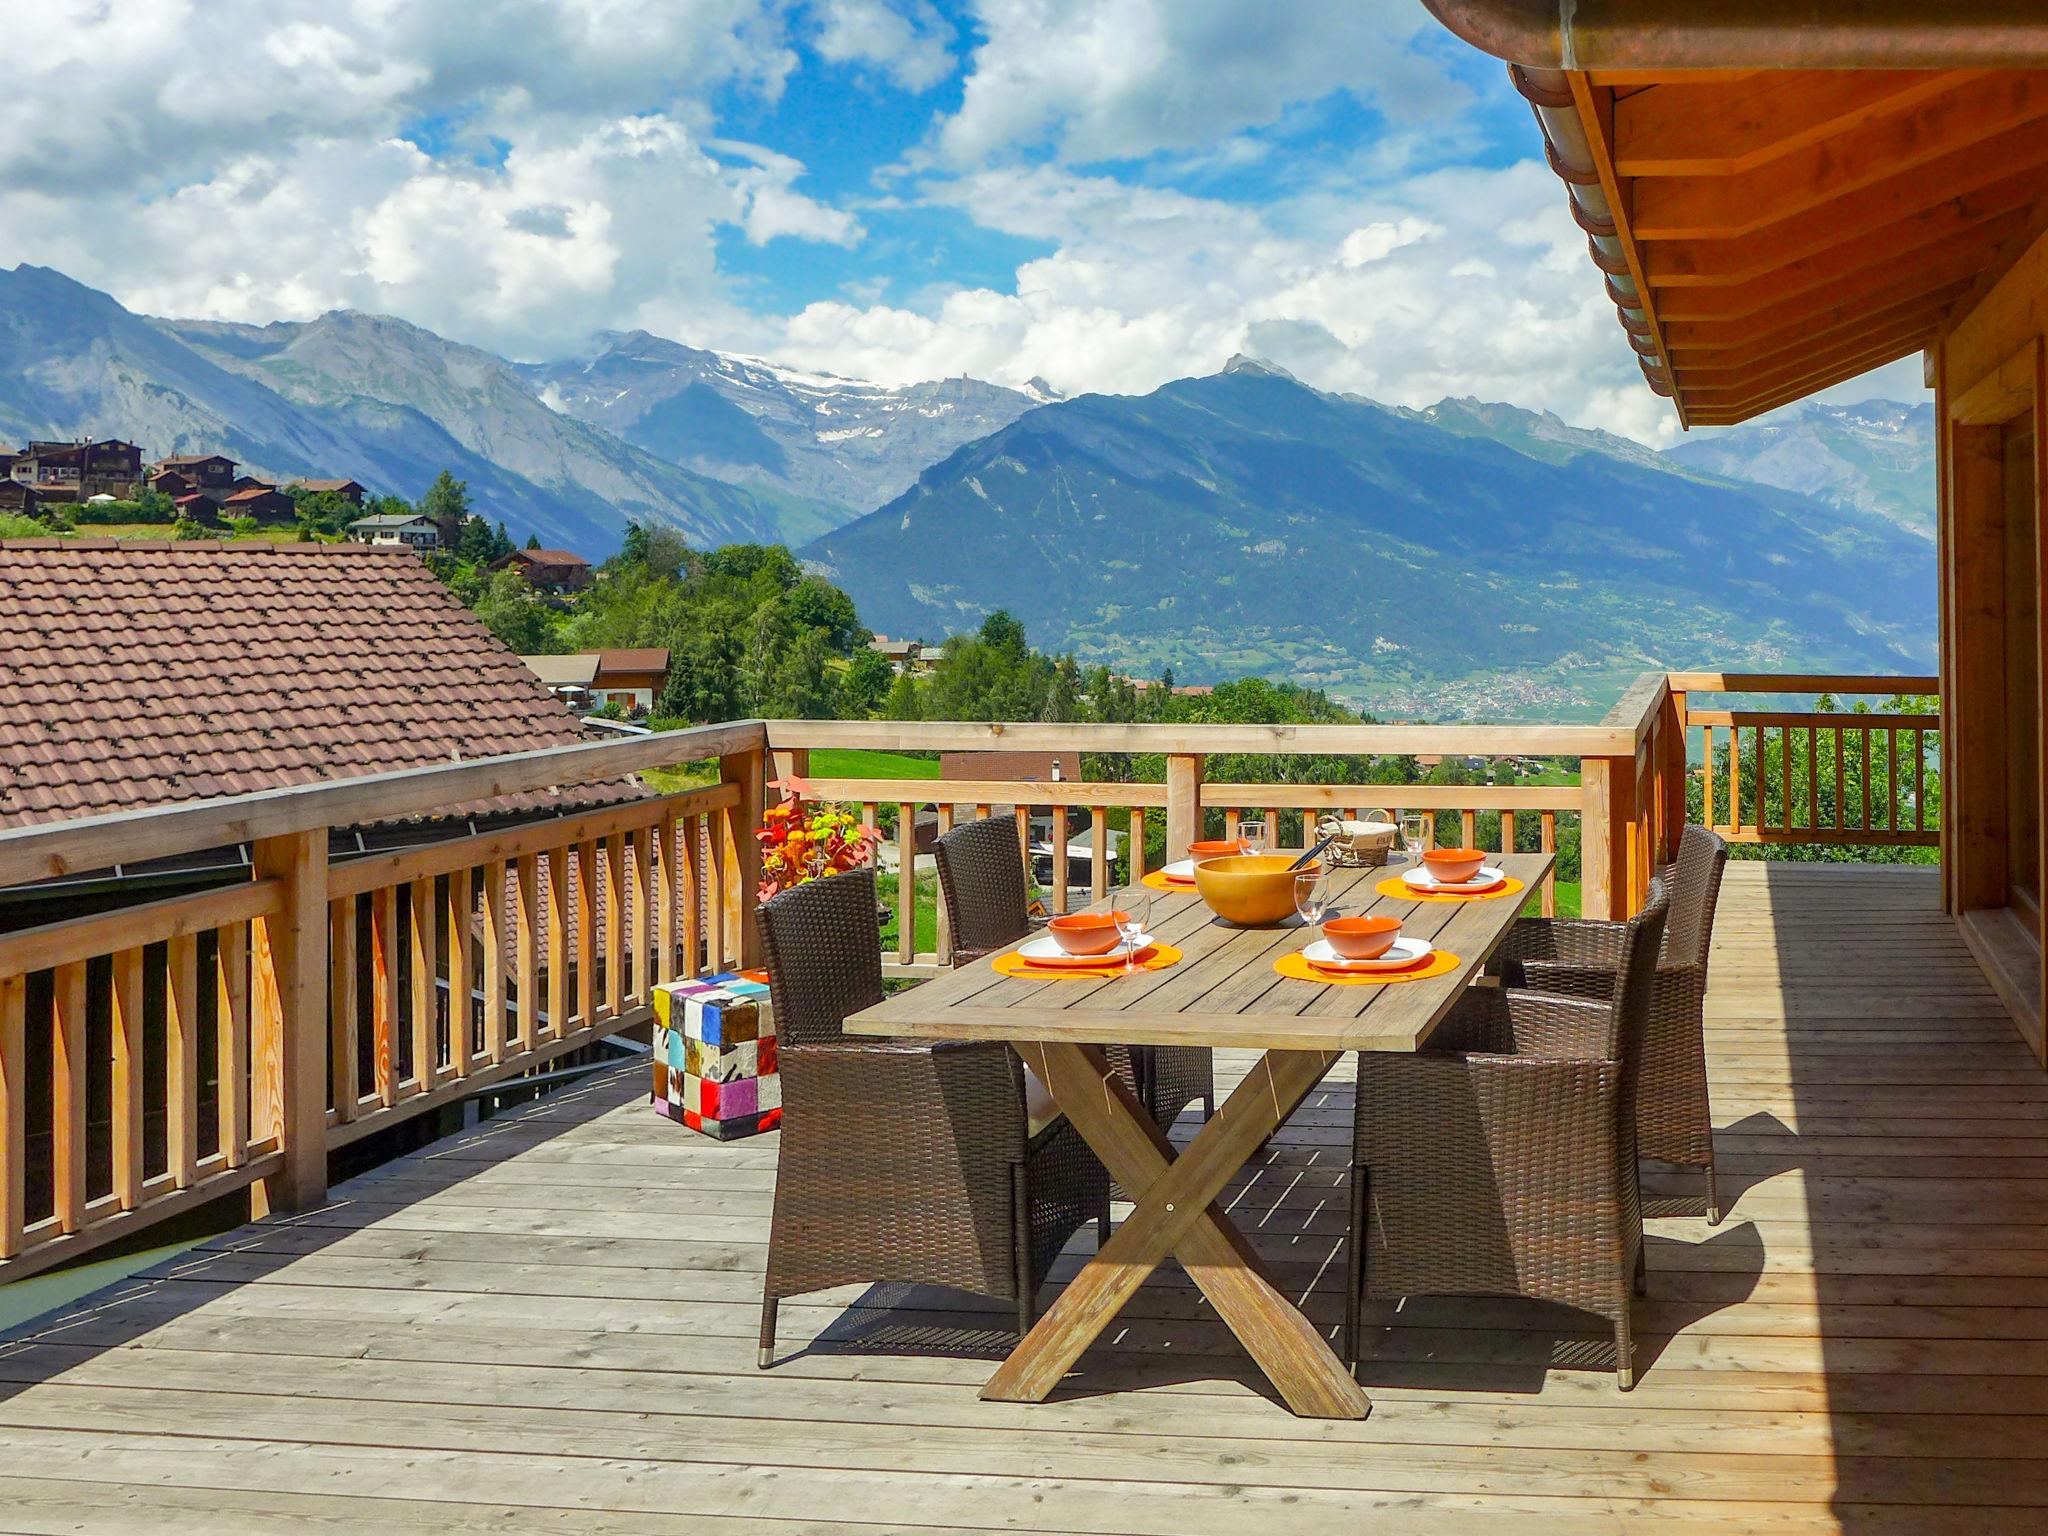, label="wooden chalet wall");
[1937,229,2048,1063]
